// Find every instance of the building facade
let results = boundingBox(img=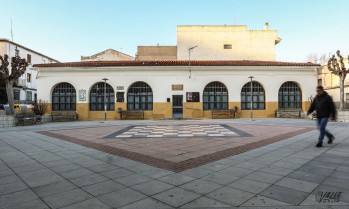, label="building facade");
[135,23,281,61]
[81,49,134,61]
[0,38,59,104]
[136,46,177,60]
[177,23,281,61]
[35,60,318,120]
[318,59,349,109]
